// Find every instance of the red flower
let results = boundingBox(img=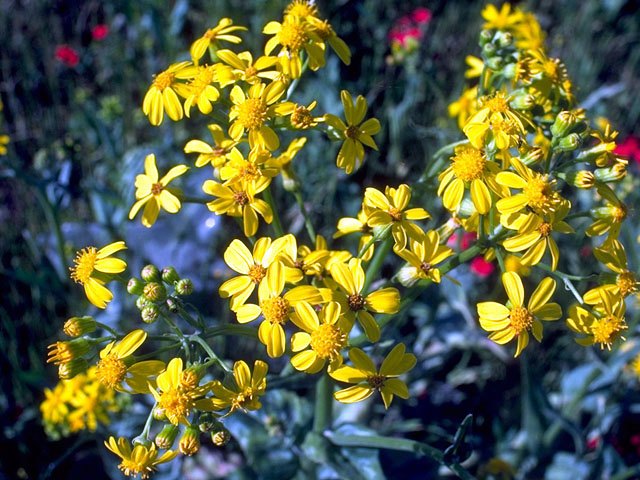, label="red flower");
[54,45,79,67]
[586,434,600,451]
[92,24,109,41]
[614,136,640,164]
[470,257,495,277]
[411,7,432,24]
